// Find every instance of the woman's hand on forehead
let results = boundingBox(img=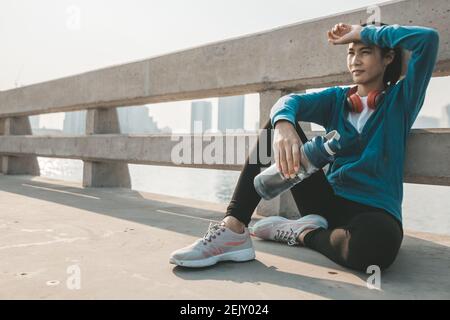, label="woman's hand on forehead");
[327,23,363,45]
